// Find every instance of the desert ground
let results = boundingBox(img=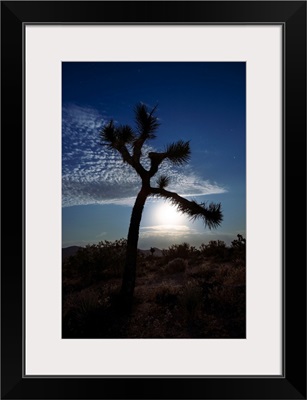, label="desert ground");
[62,236,246,338]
